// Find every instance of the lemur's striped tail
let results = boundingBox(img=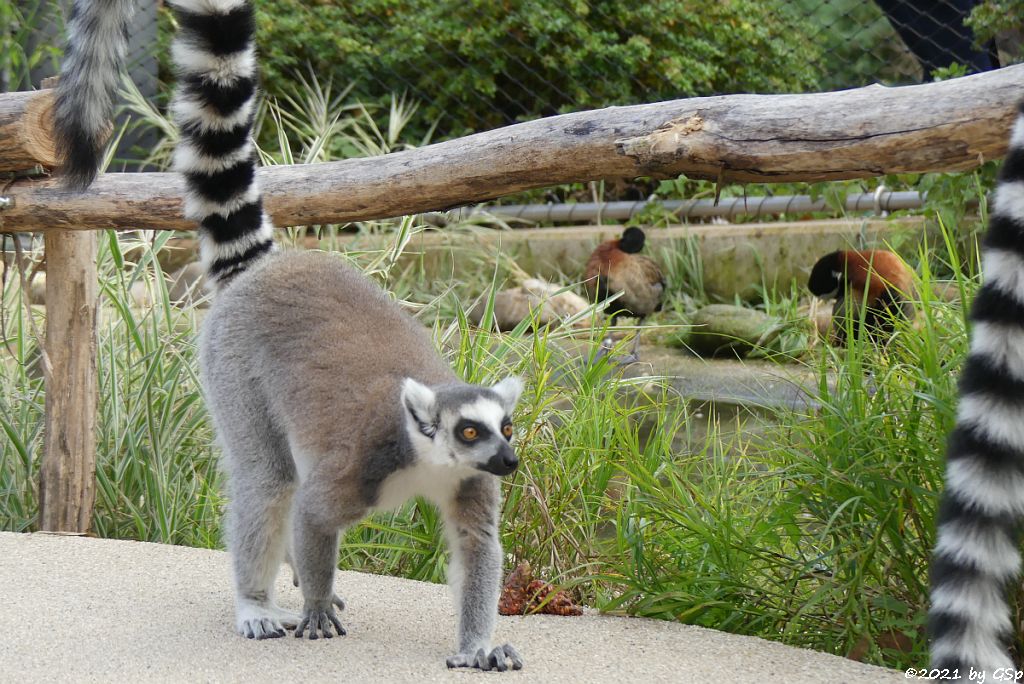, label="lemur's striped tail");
[53,0,136,190]
[169,0,275,289]
[930,101,1024,675]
